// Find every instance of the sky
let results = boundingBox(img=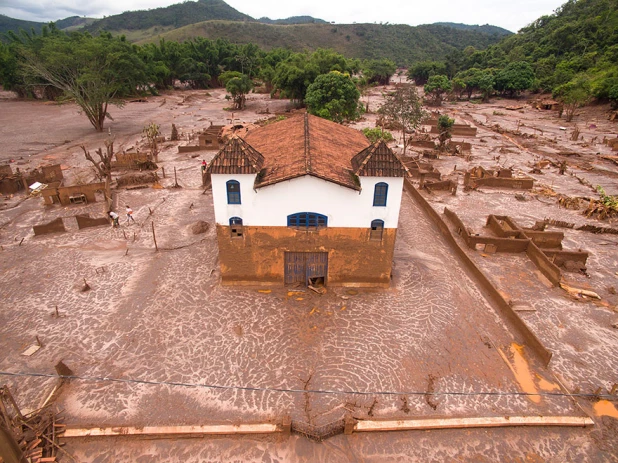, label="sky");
[0,0,568,33]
